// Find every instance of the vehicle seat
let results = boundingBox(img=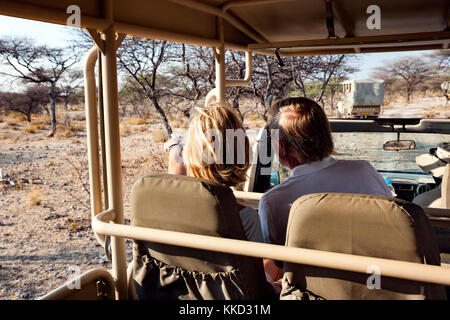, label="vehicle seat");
[281,193,447,300]
[129,173,276,300]
[413,161,449,209]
